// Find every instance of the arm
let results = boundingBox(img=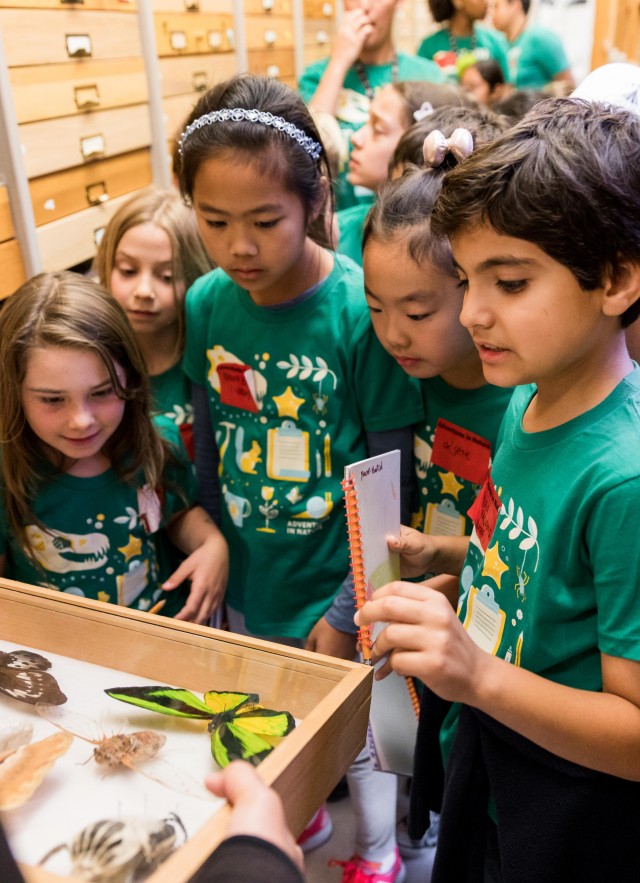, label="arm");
[356,581,640,780]
[306,572,358,658]
[164,506,229,623]
[306,9,373,115]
